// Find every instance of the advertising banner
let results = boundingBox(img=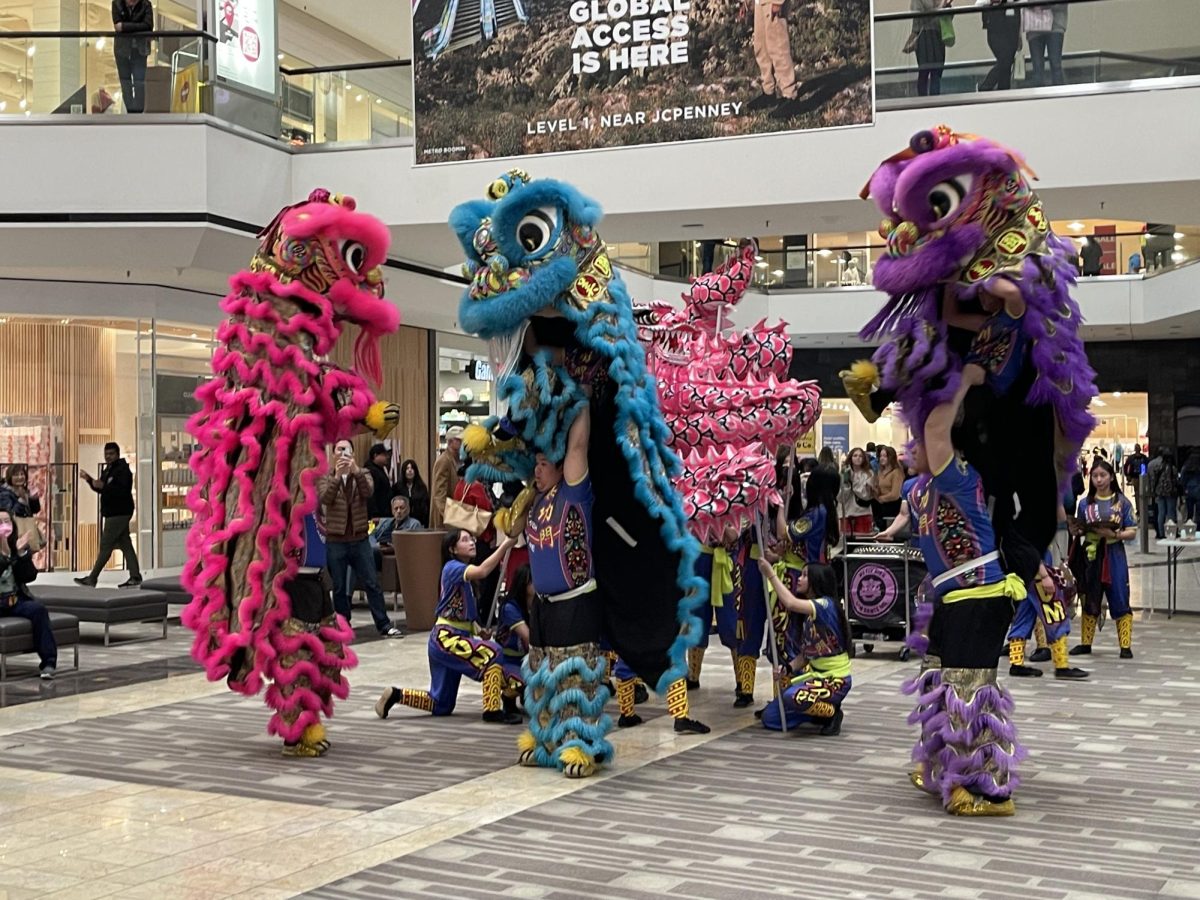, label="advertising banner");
[822,422,849,458]
[411,0,873,164]
[214,0,277,95]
